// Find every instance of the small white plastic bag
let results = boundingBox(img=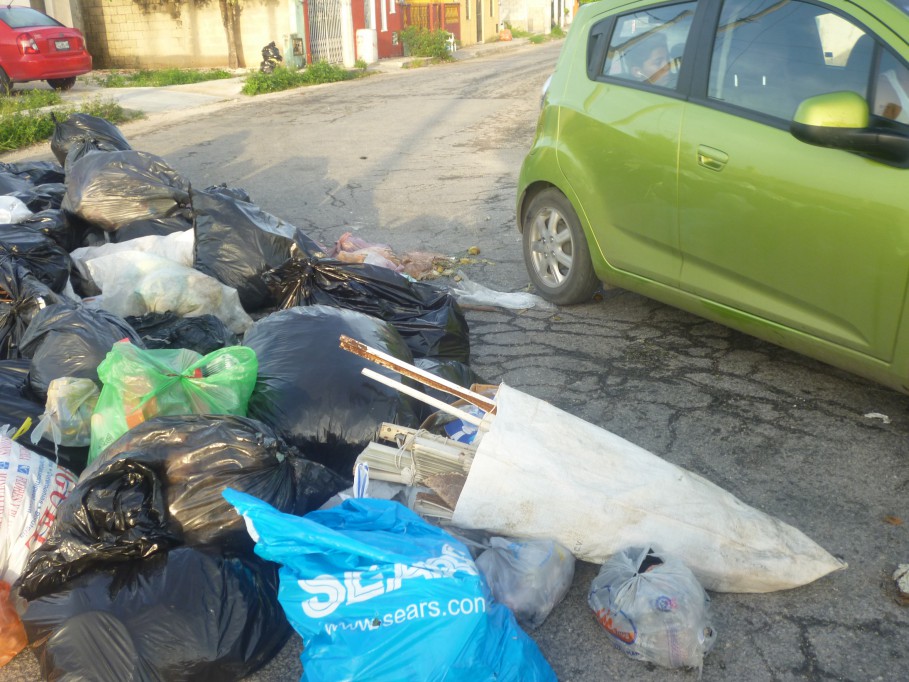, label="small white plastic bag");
[0,196,32,224]
[588,547,716,670]
[475,536,575,630]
